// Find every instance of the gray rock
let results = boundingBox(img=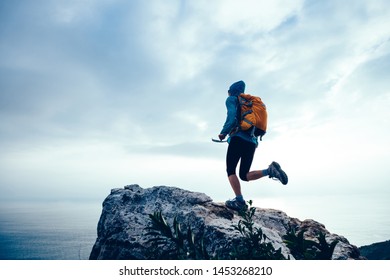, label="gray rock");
[89,185,363,260]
